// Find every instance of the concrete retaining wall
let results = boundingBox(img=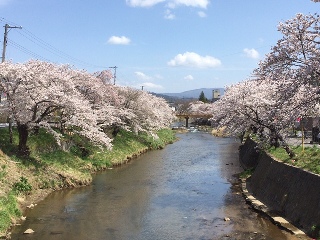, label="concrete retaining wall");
[240,138,320,237]
[239,137,260,169]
